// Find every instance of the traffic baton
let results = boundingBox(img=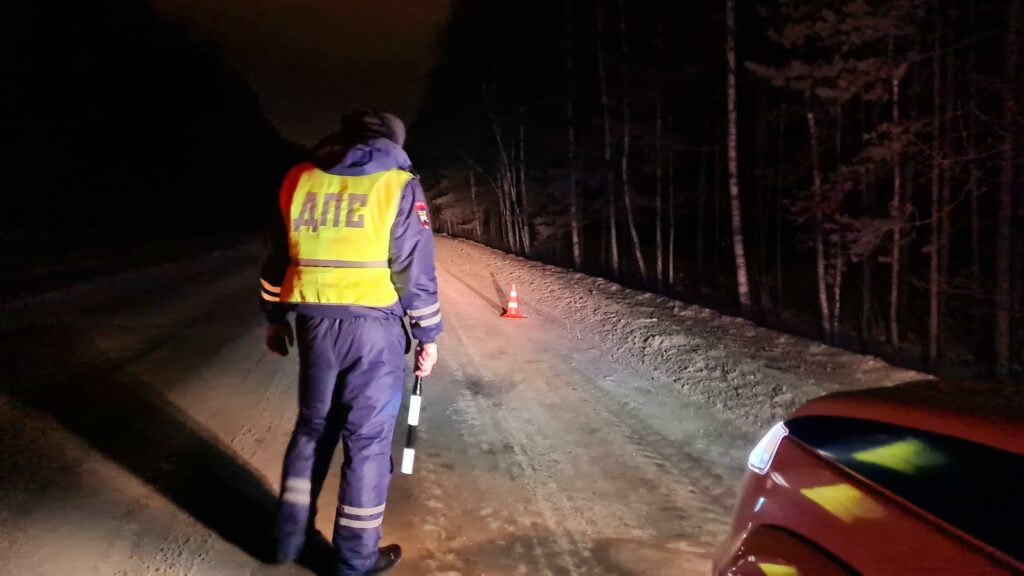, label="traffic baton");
[400,376,423,475]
